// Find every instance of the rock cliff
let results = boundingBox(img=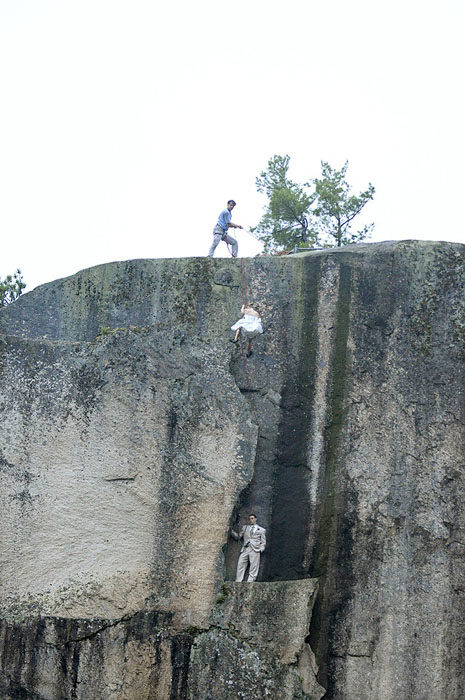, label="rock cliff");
[0,241,464,699]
